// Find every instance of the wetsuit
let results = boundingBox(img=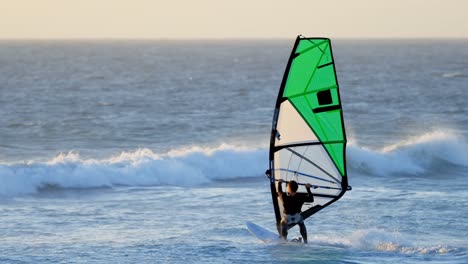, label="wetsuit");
[277,182,314,243]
